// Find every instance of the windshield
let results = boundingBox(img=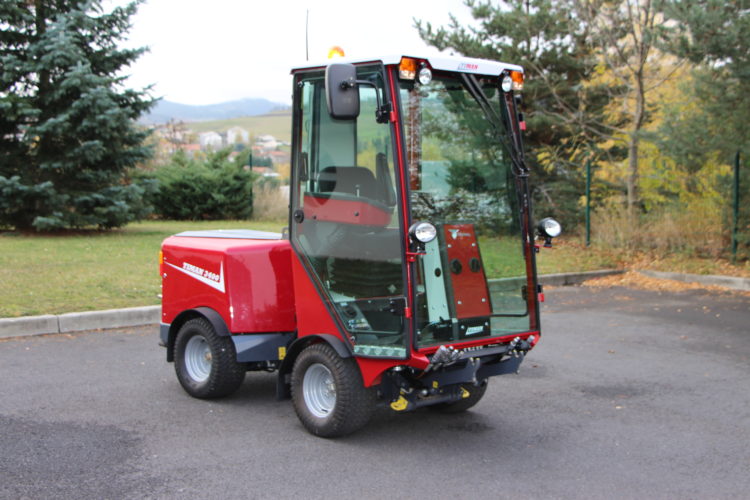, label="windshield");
[399,73,533,348]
